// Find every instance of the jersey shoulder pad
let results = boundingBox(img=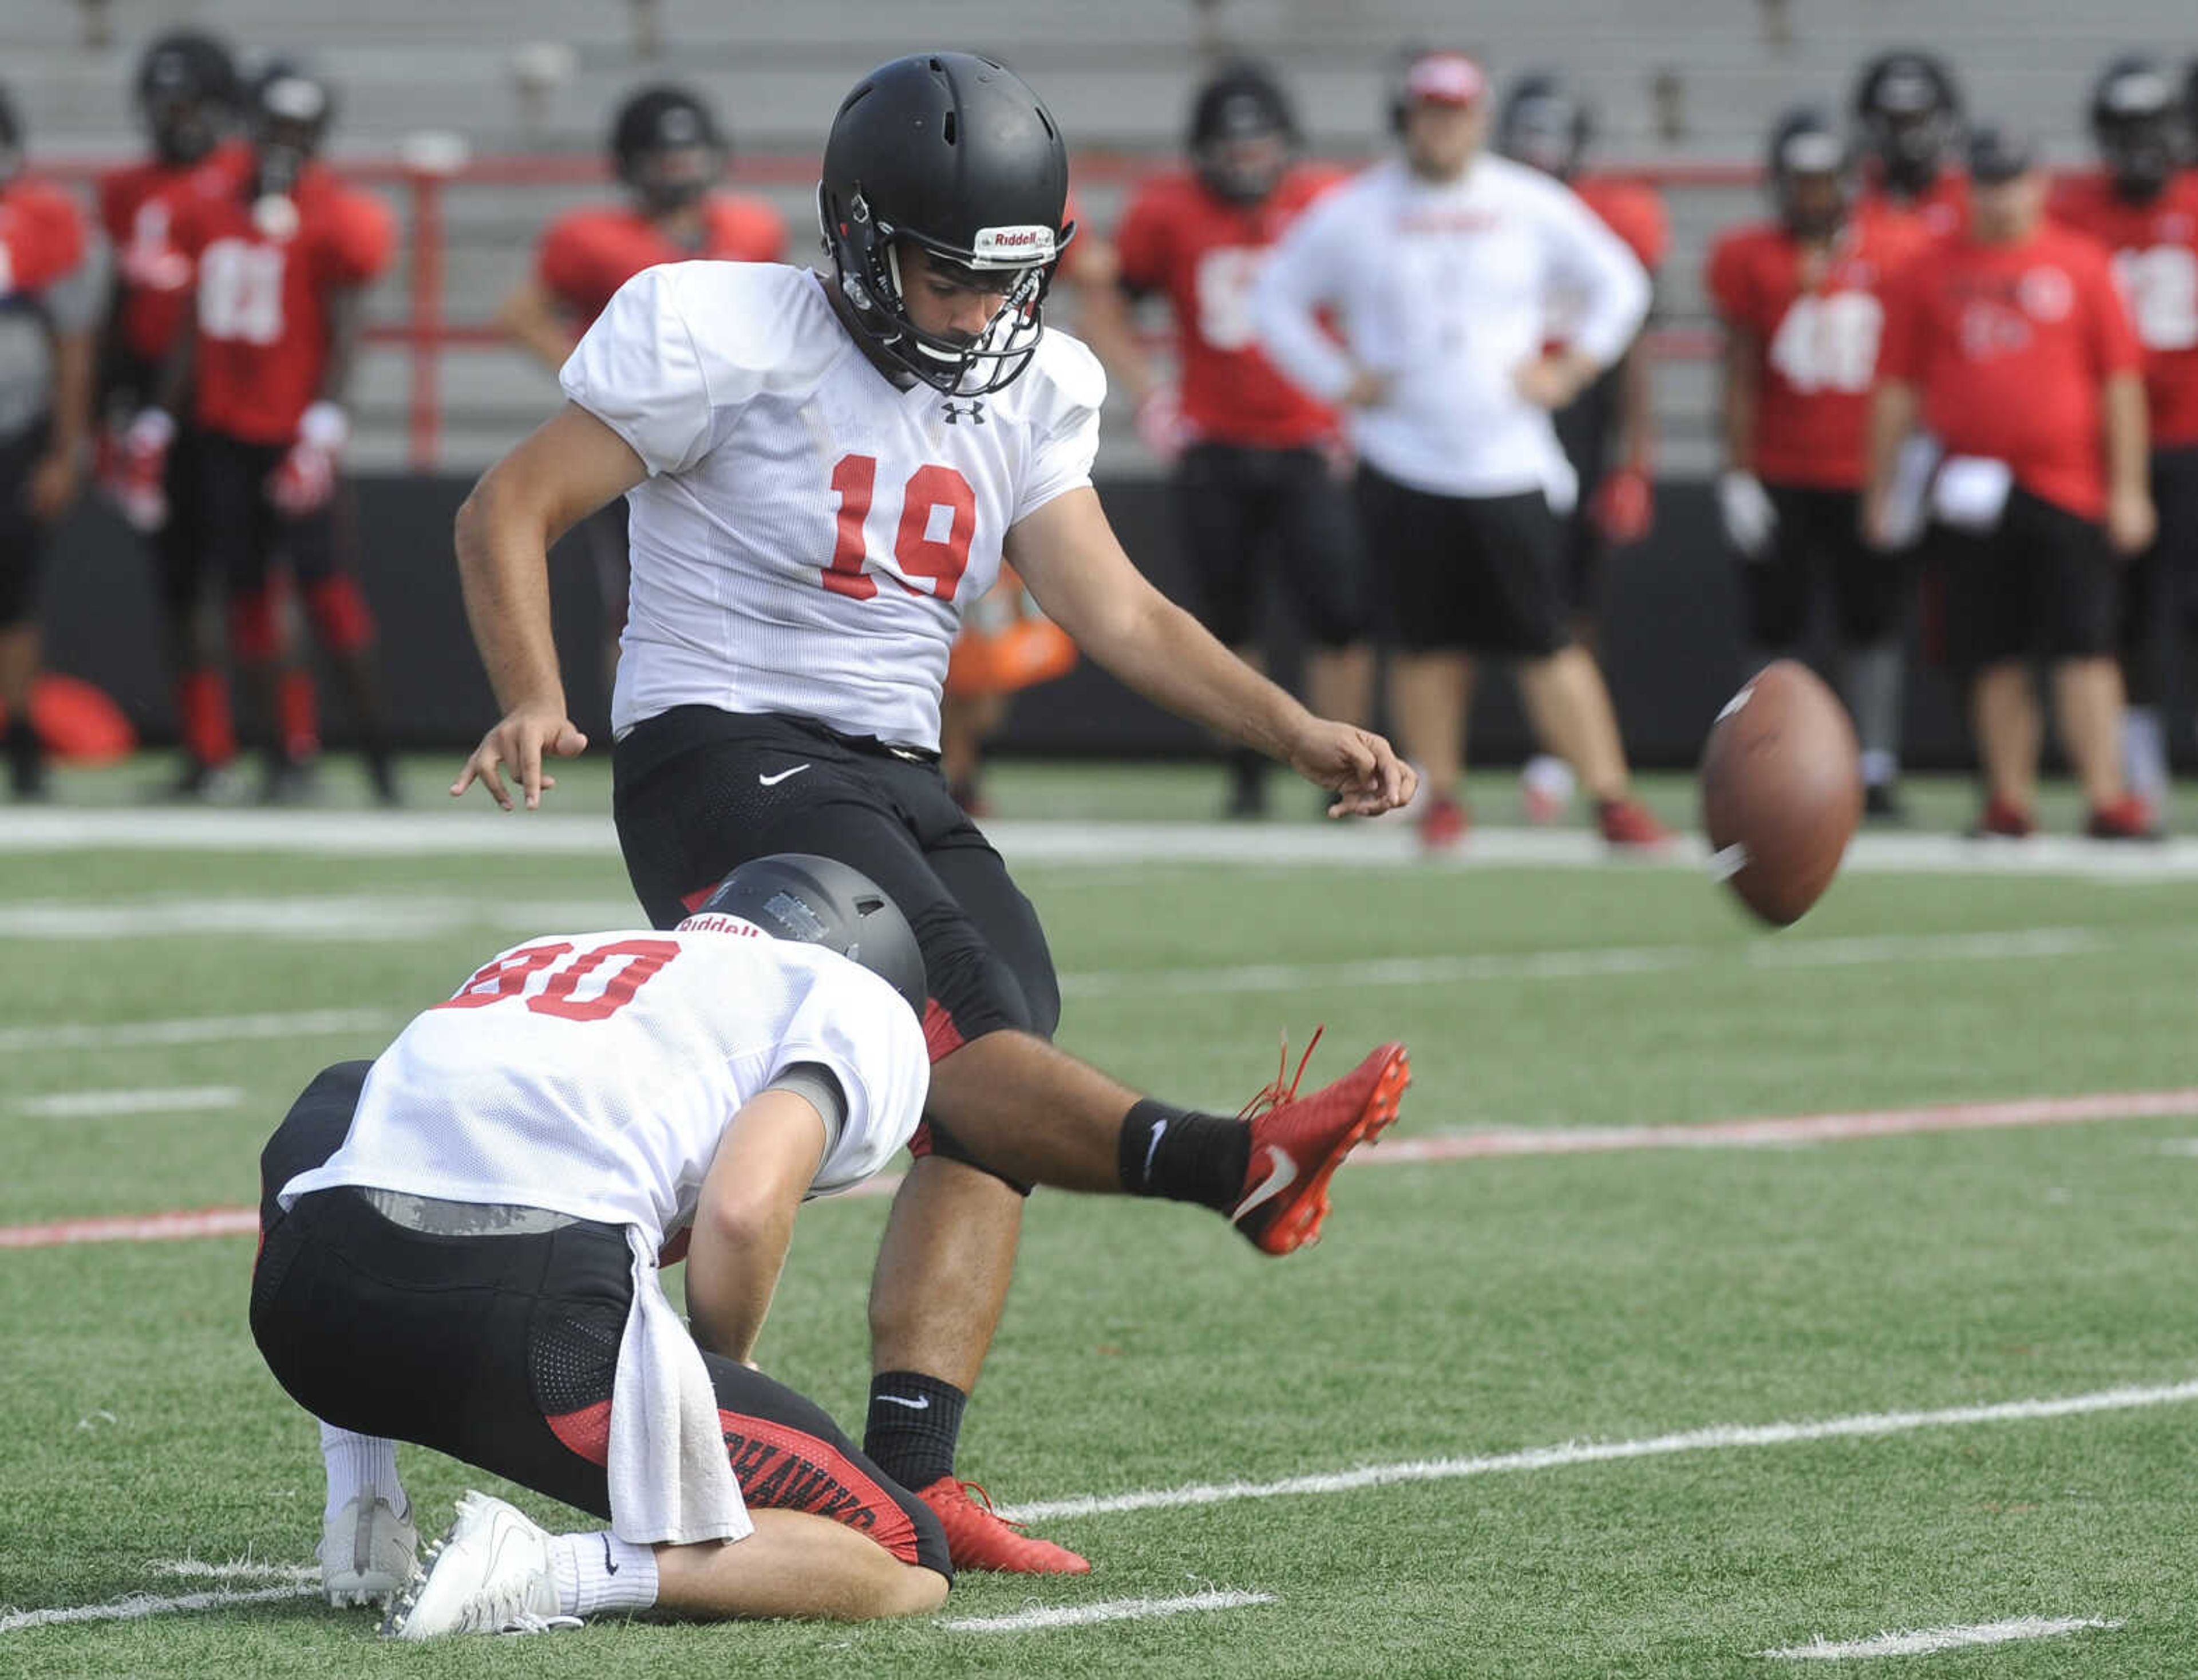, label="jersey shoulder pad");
[1024,323,1108,417]
[661,259,847,396]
